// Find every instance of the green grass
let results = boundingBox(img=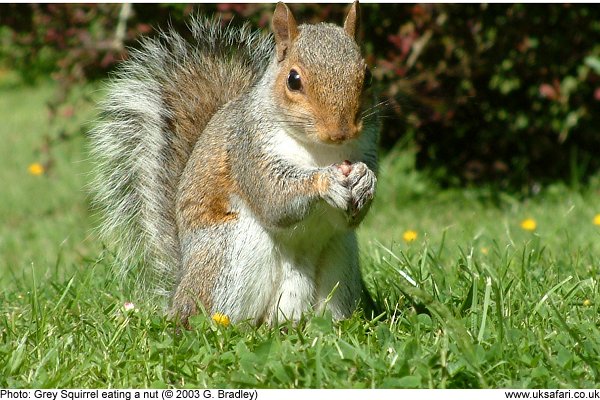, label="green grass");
[1,79,600,388]
[0,76,100,280]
